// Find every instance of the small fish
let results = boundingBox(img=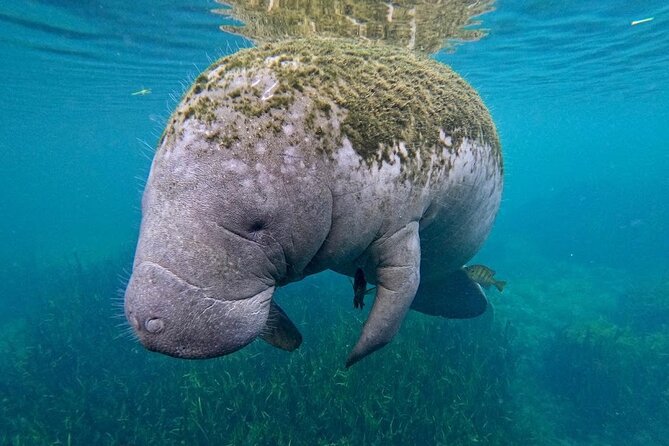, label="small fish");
[131,88,152,96]
[463,264,506,292]
[353,268,376,309]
